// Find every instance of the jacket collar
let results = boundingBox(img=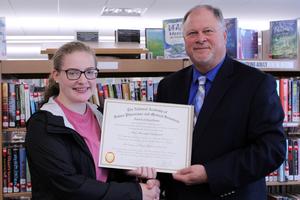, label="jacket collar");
[40,97,103,131]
